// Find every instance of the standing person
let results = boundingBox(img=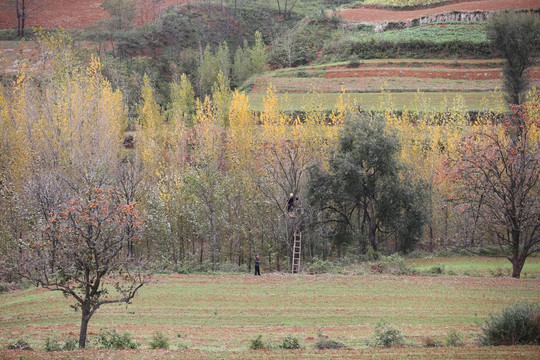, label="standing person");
[254,254,261,276]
